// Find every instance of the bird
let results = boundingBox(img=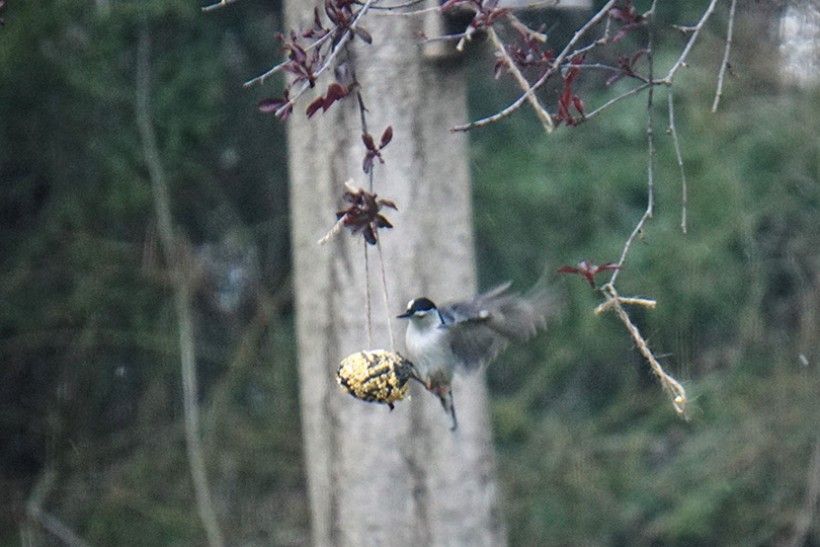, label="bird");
[397,277,555,430]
